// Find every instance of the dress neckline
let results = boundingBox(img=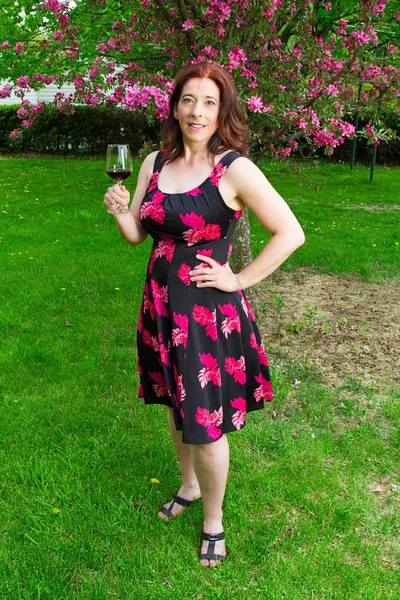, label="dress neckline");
[155,151,236,196]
